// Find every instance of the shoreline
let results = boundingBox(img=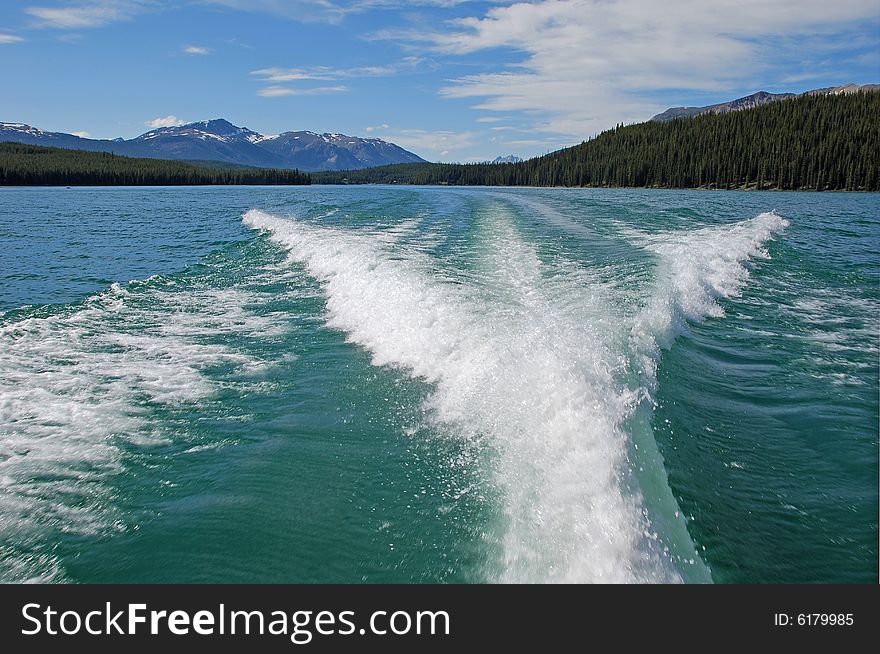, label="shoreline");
[1,183,877,193]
